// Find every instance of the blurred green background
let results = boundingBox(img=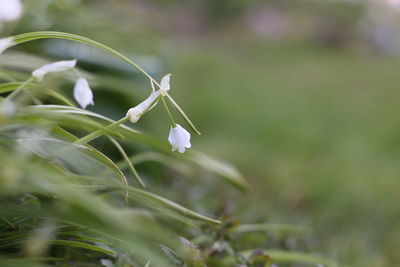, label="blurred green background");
[2,0,400,266]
